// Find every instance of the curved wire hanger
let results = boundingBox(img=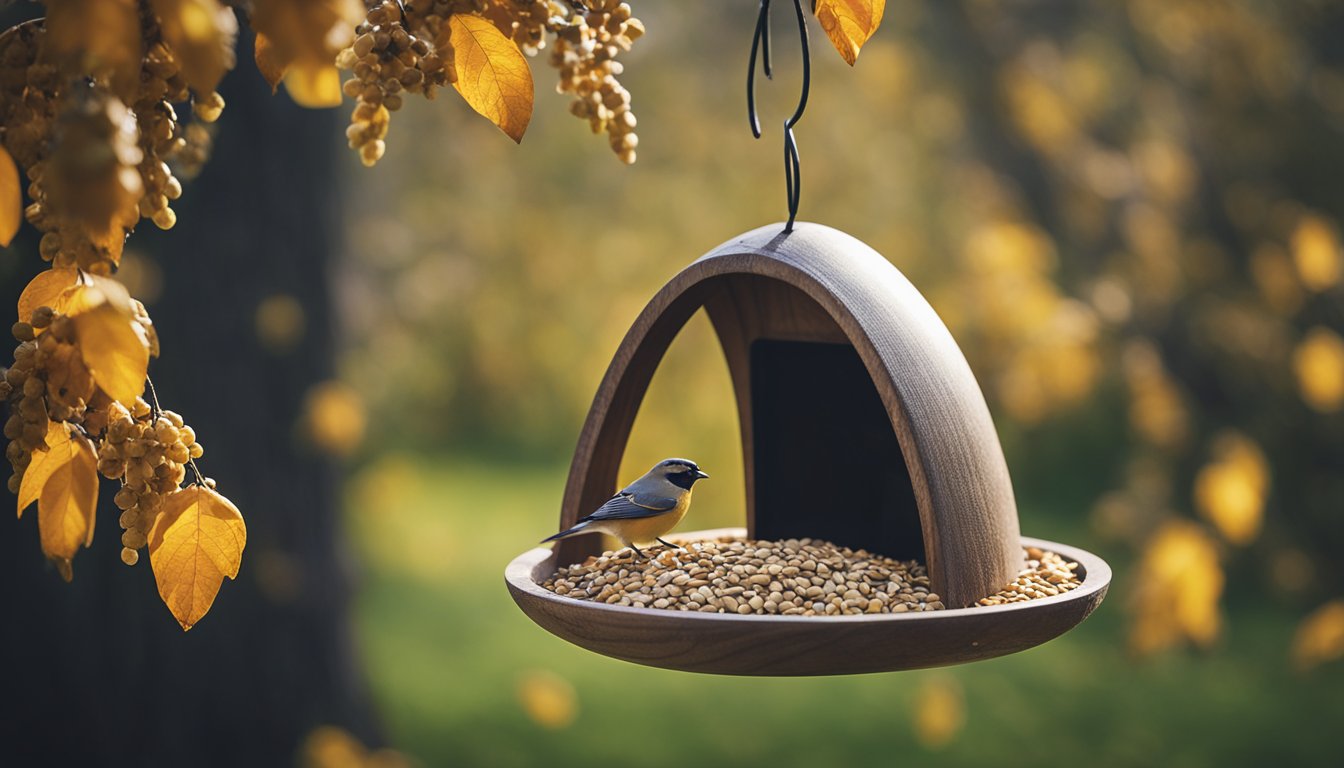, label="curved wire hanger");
[747,0,811,233]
